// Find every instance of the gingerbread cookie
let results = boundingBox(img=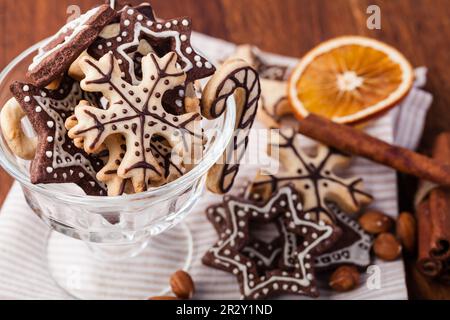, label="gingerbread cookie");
[0,98,37,160]
[68,52,203,193]
[259,79,293,128]
[107,1,156,20]
[88,5,215,84]
[314,203,373,271]
[203,185,335,299]
[65,111,134,197]
[227,45,290,81]
[202,59,261,194]
[150,135,185,184]
[27,5,116,88]
[206,204,283,273]
[225,46,294,128]
[96,134,132,196]
[10,79,106,196]
[250,129,373,224]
